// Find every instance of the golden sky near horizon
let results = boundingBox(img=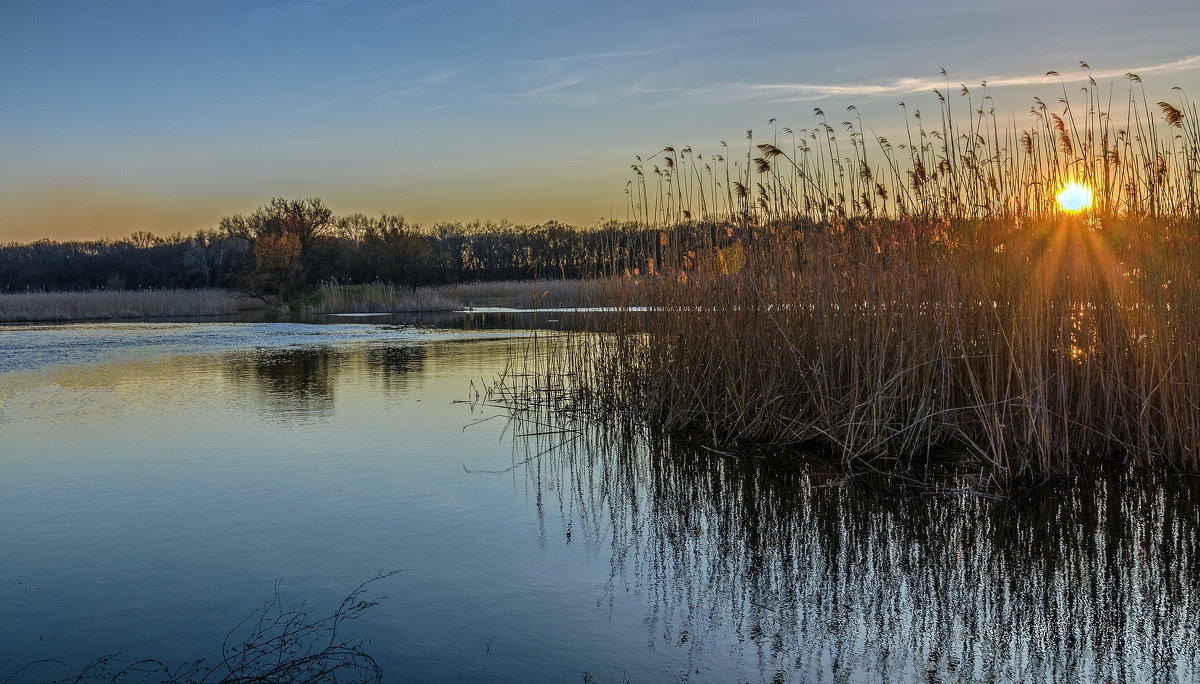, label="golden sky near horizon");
[3,1,1200,242]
